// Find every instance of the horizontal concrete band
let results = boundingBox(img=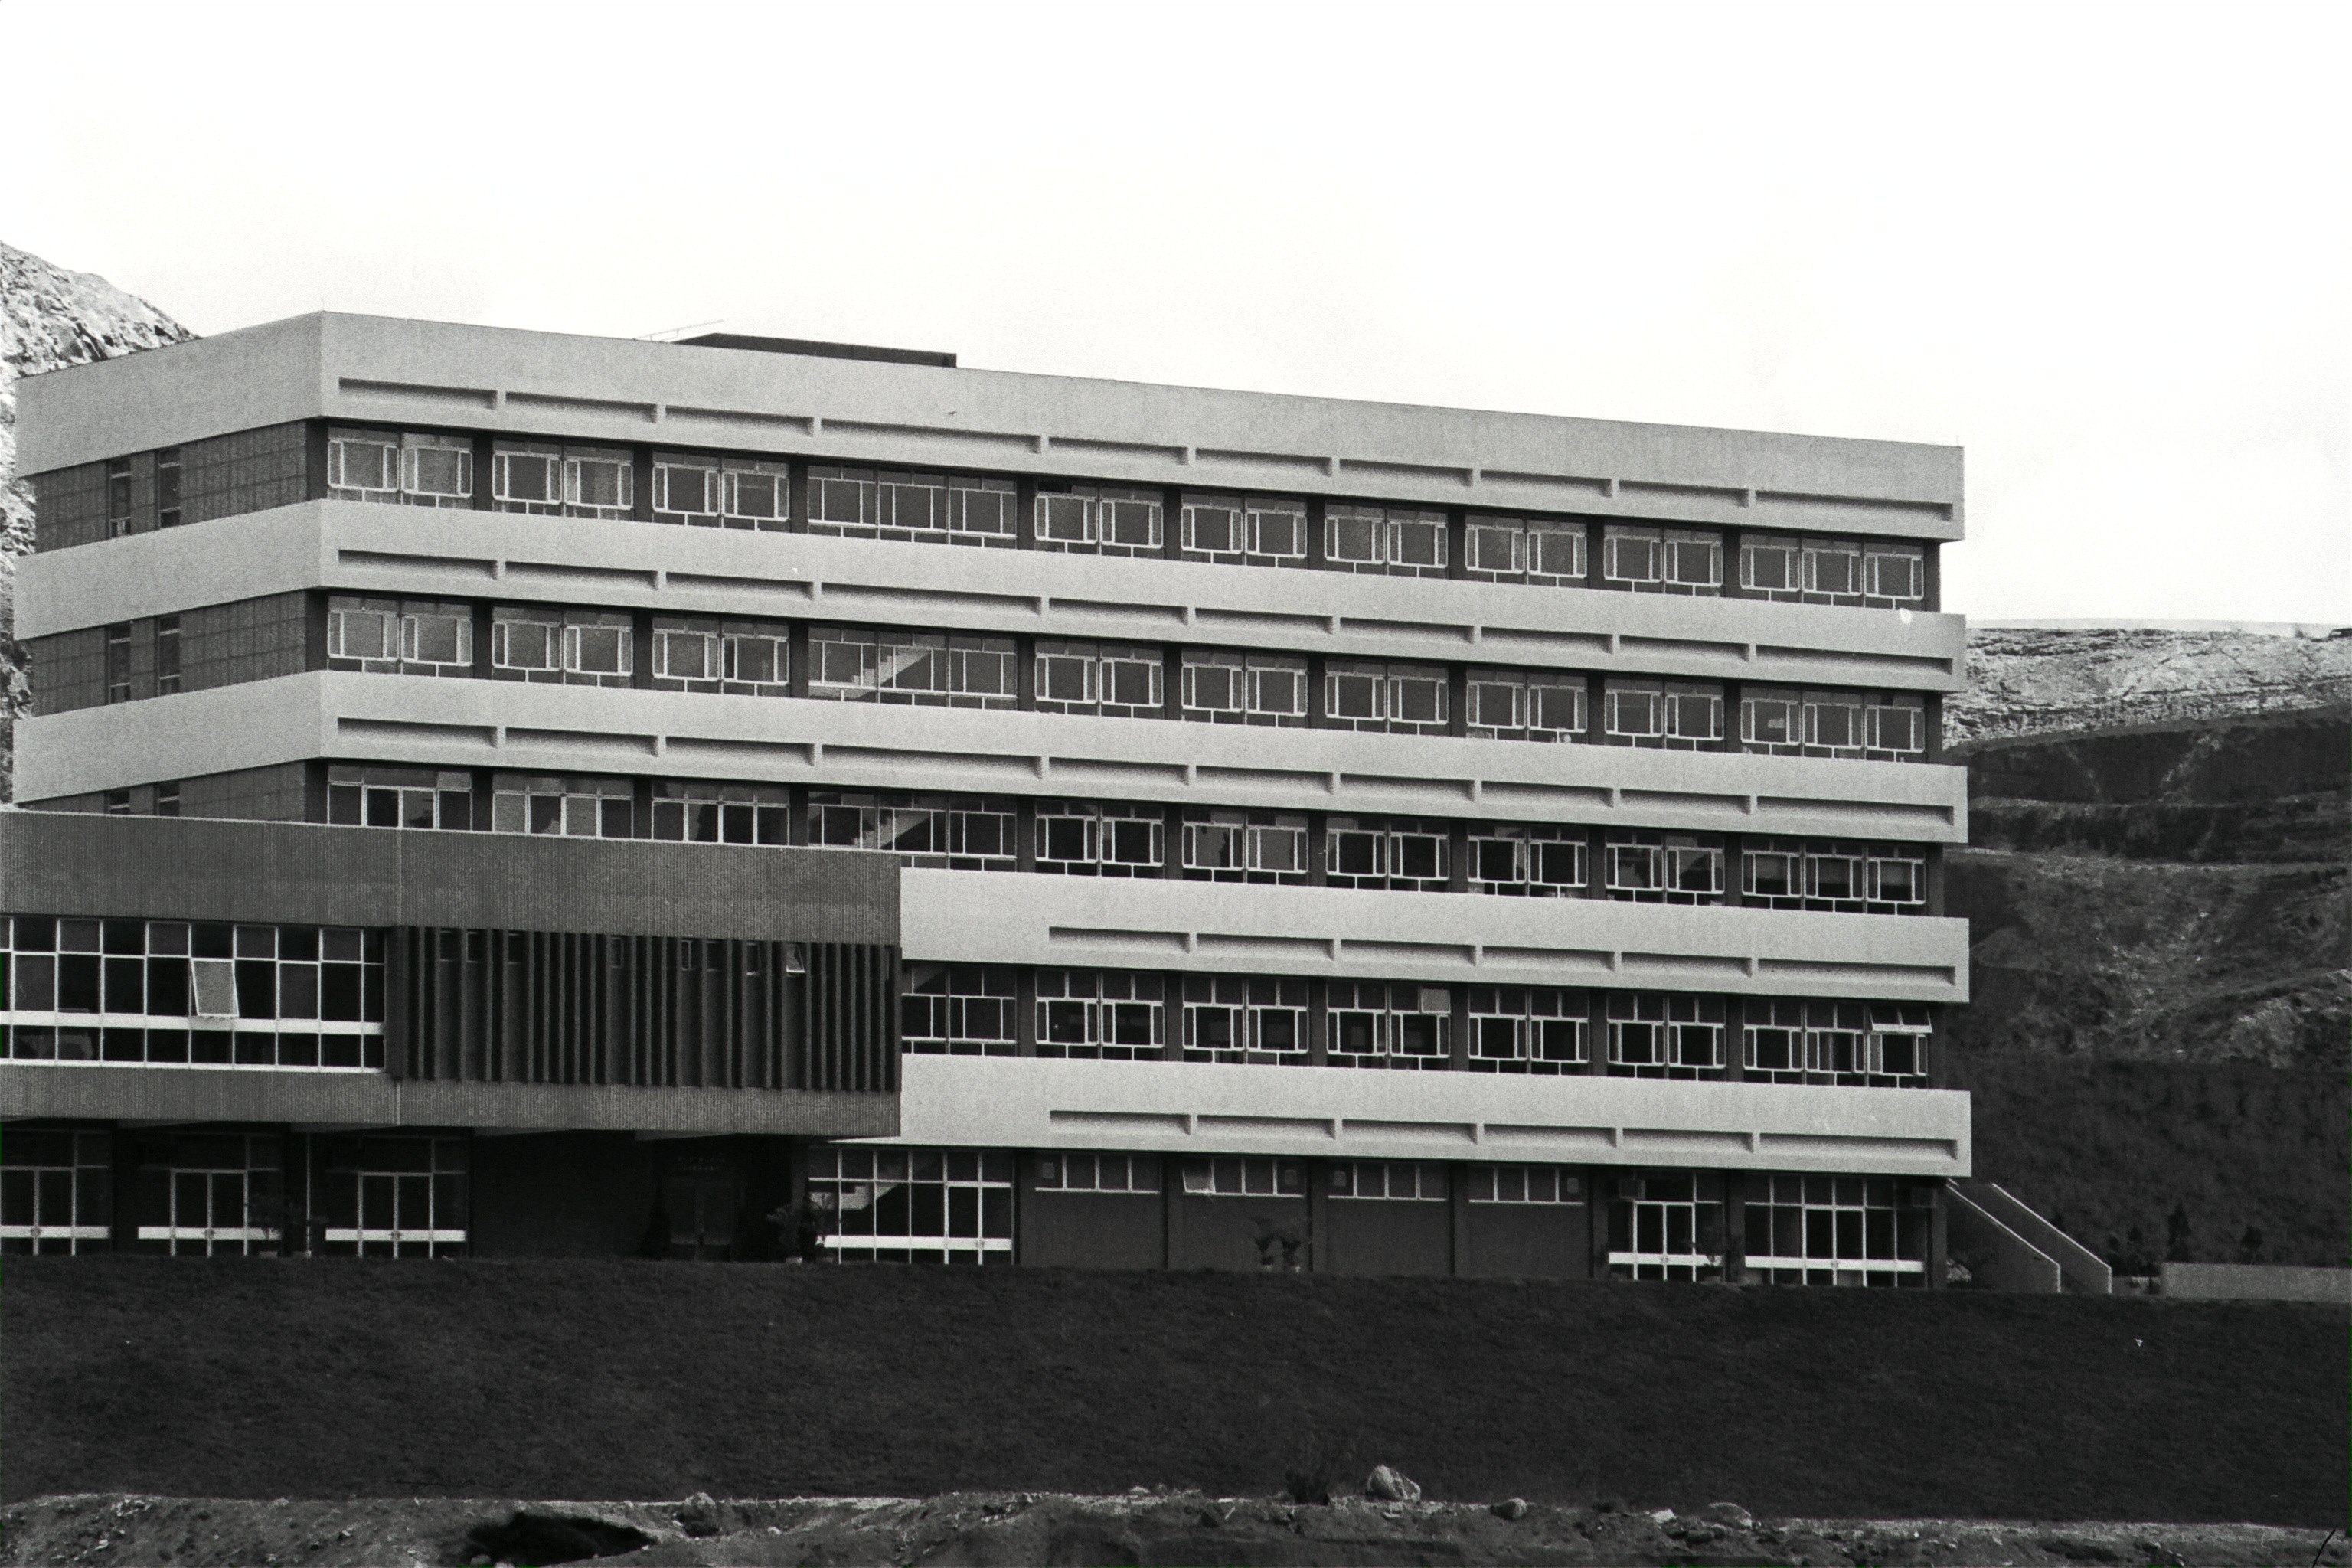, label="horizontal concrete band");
[0,812,899,943]
[899,870,1970,1002]
[0,1063,899,1138]
[881,1055,1971,1178]
[18,672,1968,846]
[19,313,1965,536]
[18,503,1965,693]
